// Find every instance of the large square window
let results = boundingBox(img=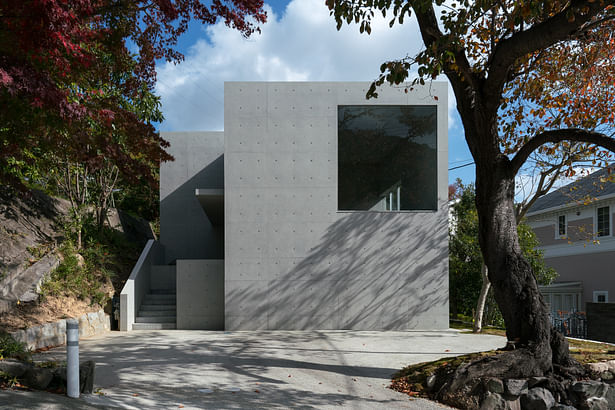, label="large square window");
[338,105,438,211]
